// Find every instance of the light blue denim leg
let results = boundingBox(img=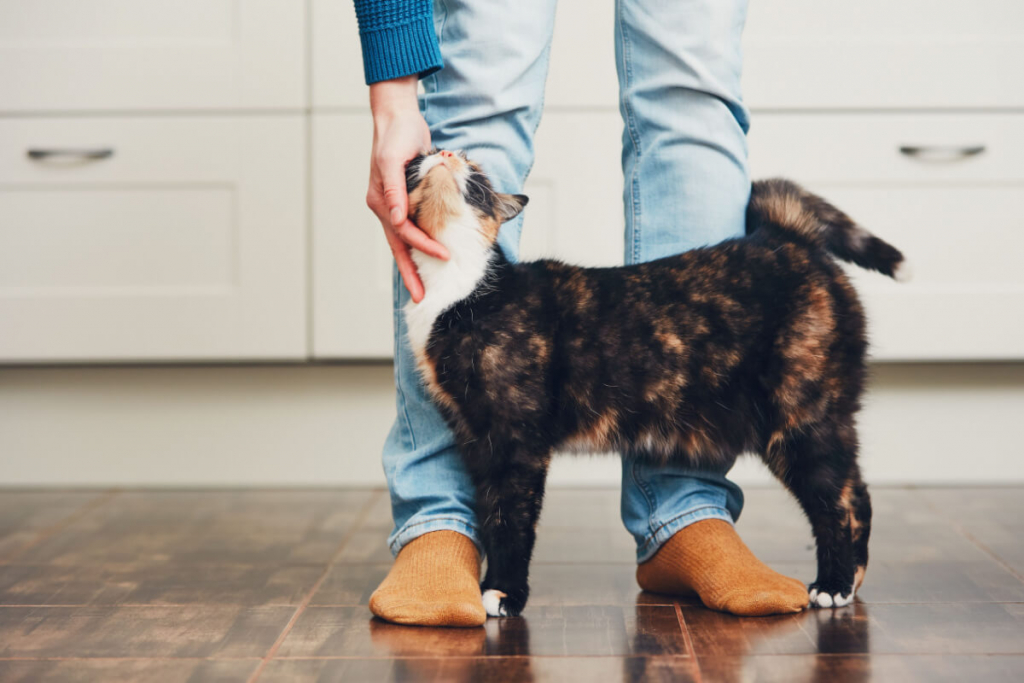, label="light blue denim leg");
[383,0,558,556]
[615,0,751,562]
